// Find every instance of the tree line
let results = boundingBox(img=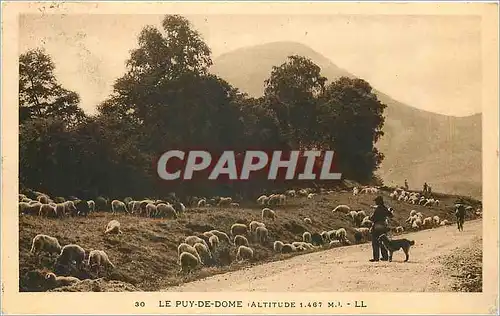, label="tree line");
[19,15,387,200]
